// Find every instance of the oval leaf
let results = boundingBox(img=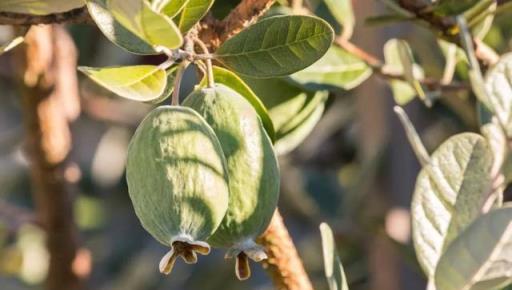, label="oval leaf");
[86,0,156,55]
[216,15,334,78]
[79,65,173,103]
[485,53,512,138]
[174,0,214,32]
[435,207,512,290]
[151,0,189,17]
[384,39,425,105]
[199,66,276,142]
[107,0,183,49]
[320,223,349,290]
[243,76,327,154]
[274,103,325,156]
[290,45,371,91]
[412,133,495,278]
[0,0,83,15]
[322,0,354,39]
